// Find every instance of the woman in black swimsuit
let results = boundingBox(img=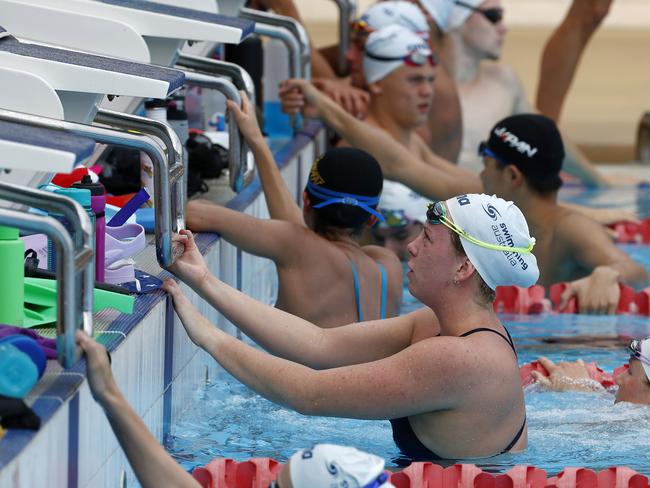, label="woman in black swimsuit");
[164,193,539,460]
